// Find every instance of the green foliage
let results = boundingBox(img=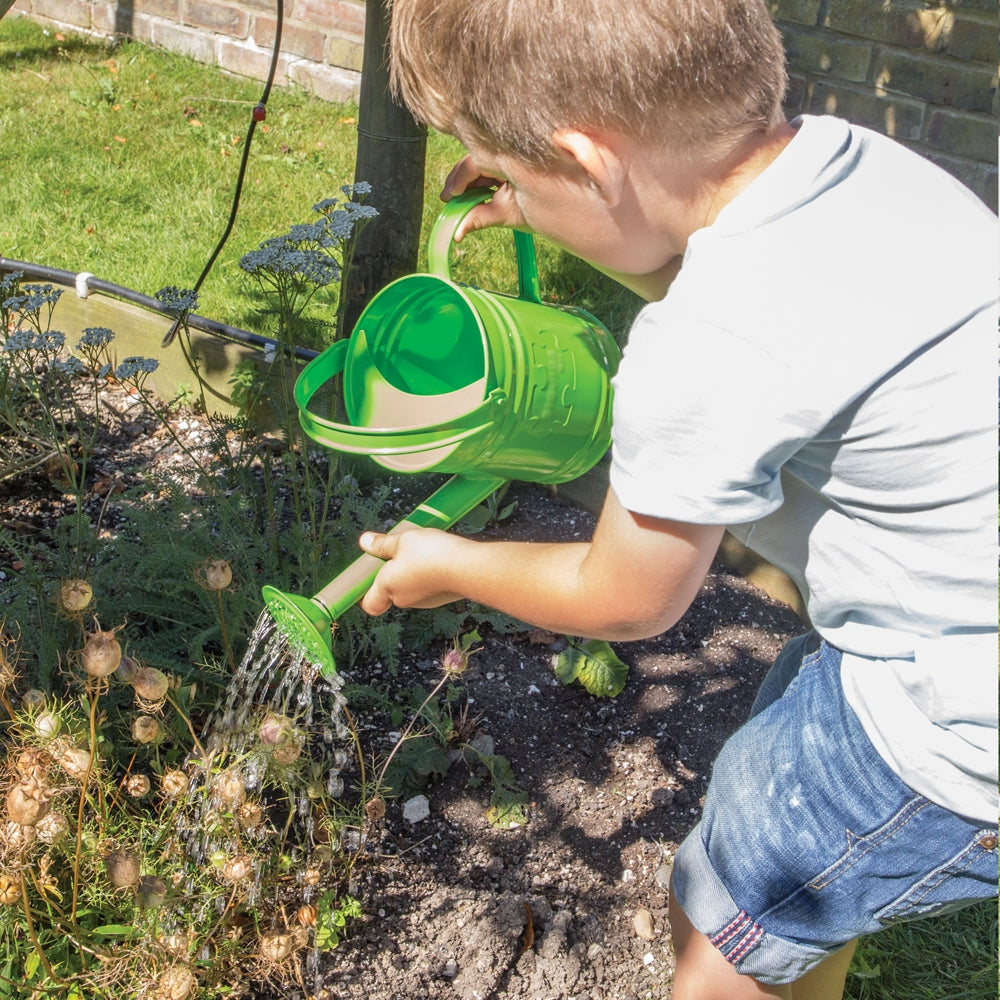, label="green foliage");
[456,483,518,535]
[314,891,363,952]
[555,638,630,698]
